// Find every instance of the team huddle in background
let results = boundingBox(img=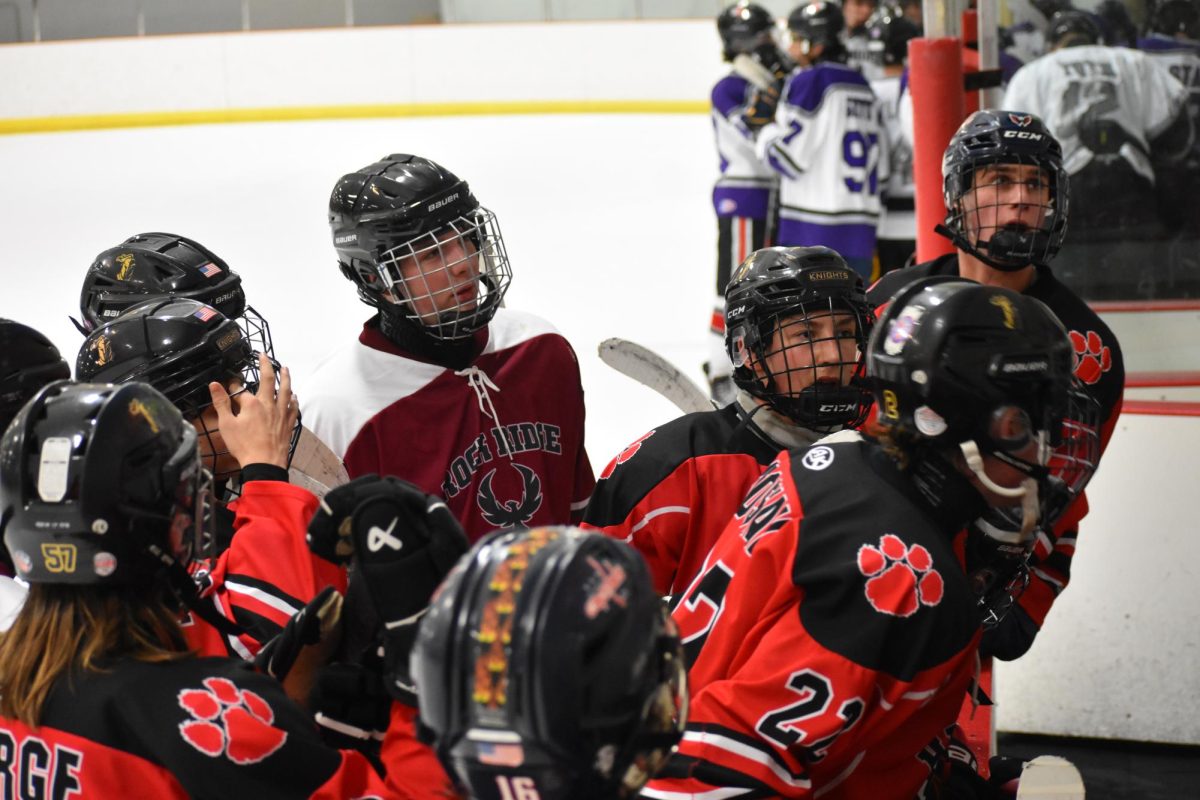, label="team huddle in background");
[0,0,1147,797]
